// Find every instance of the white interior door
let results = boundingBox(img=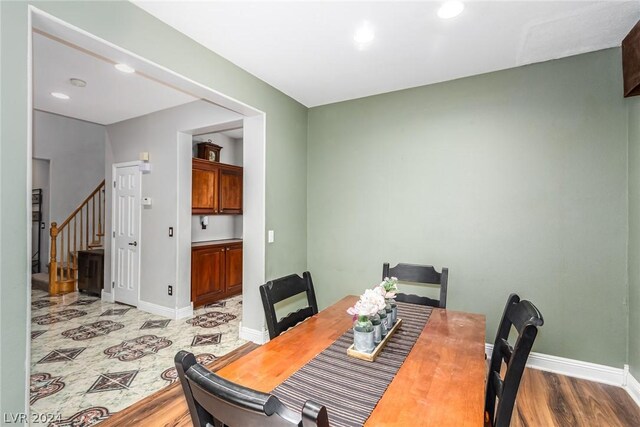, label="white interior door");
[112,164,141,306]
